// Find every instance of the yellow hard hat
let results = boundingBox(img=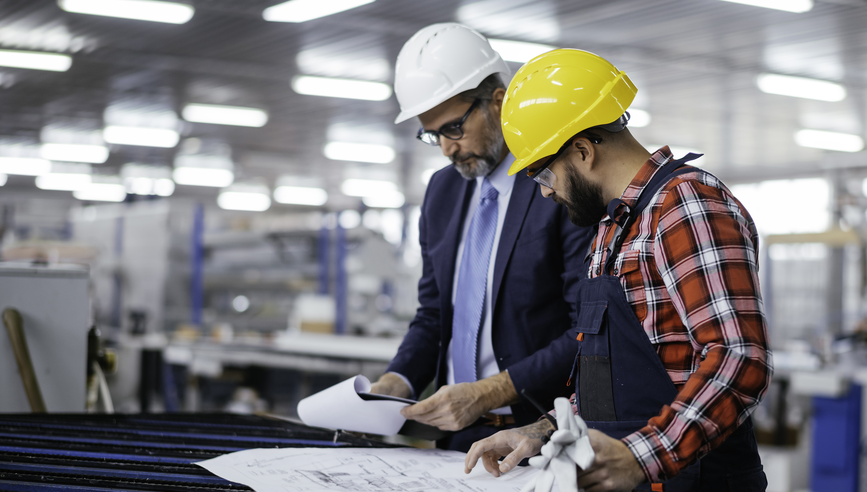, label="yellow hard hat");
[502,49,637,176]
